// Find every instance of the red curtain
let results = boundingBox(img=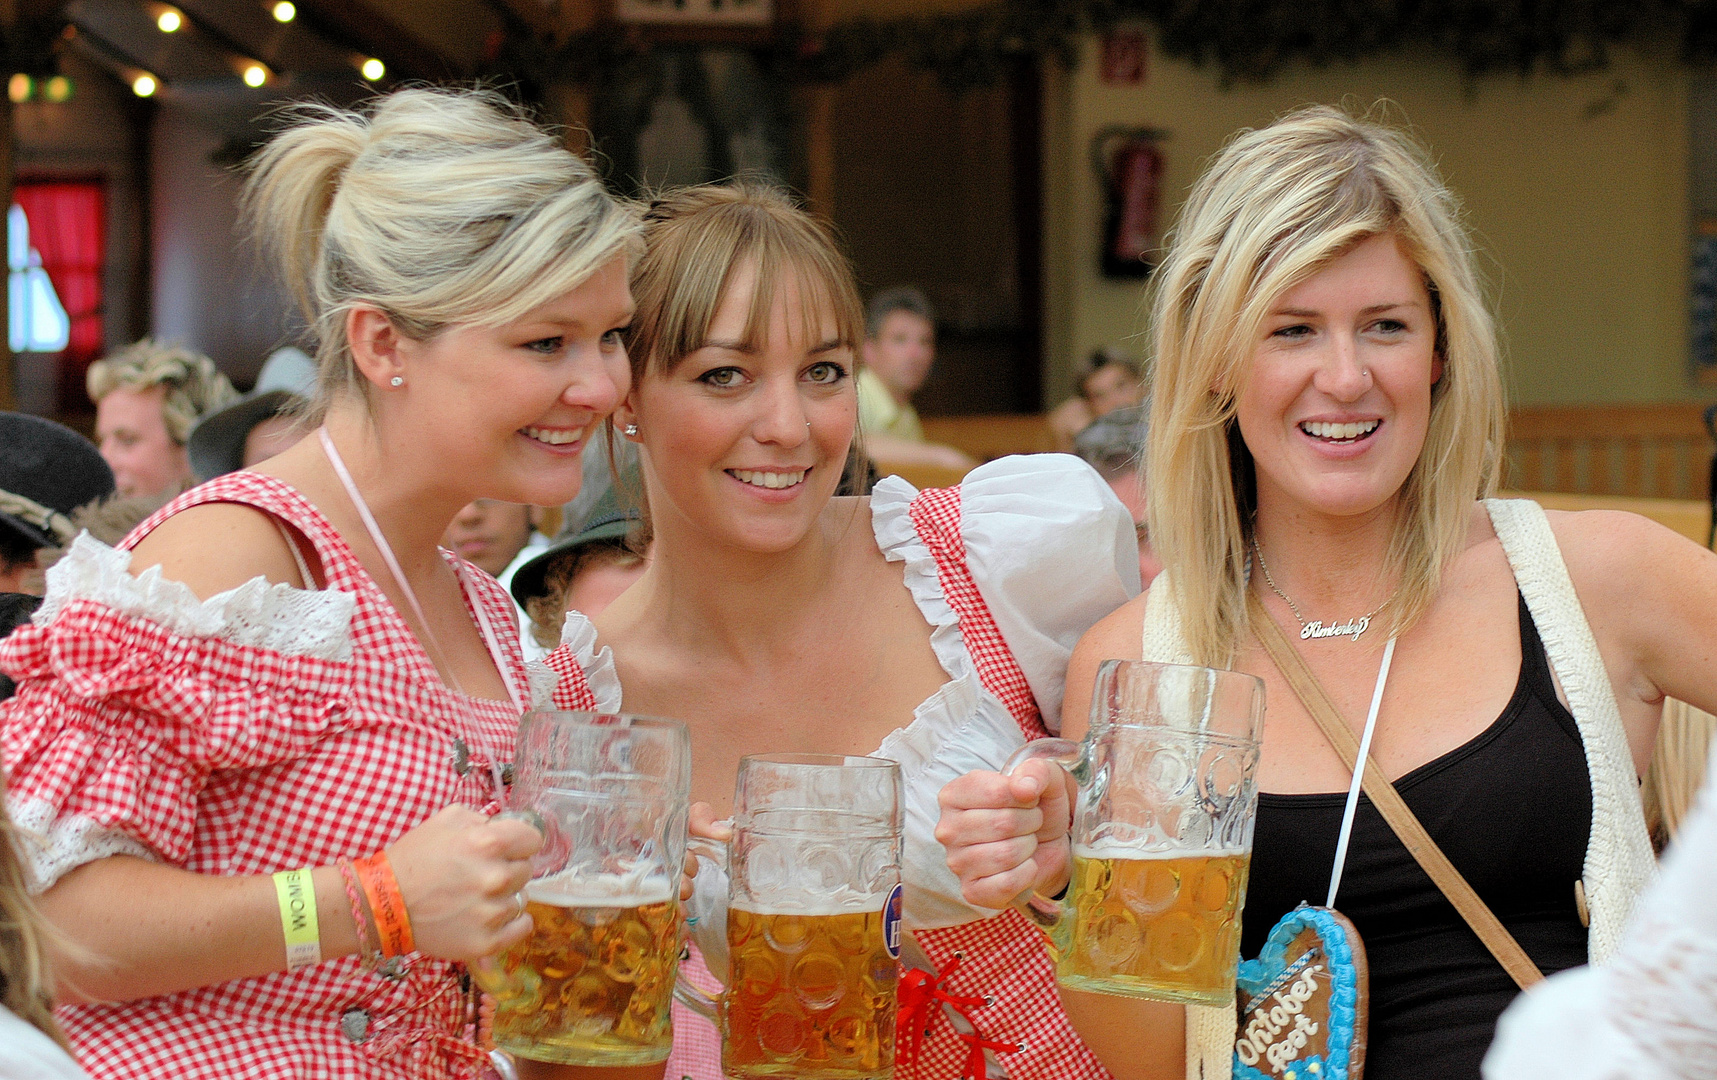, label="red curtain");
[15,180,106,412]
